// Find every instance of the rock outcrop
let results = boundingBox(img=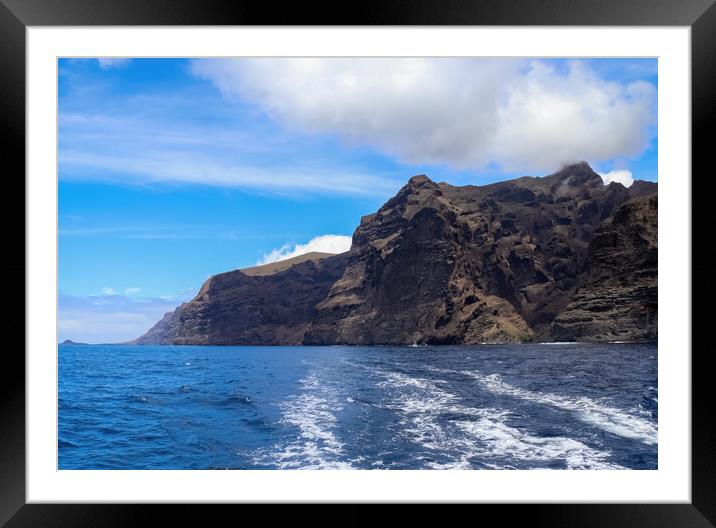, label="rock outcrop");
[135,162,657,345]
[551,195,657,341]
